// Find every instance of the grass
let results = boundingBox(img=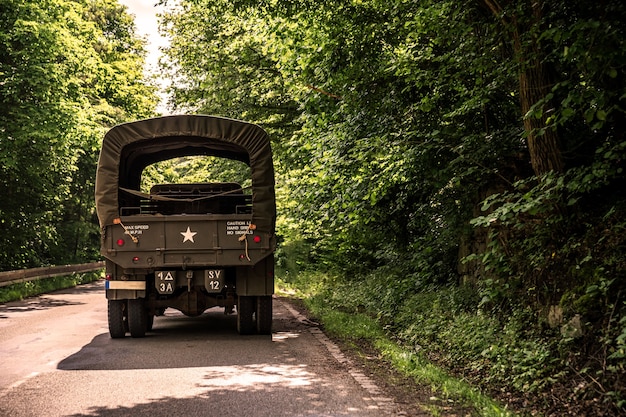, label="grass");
[276,273,518,417]
[0,270,103,303]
